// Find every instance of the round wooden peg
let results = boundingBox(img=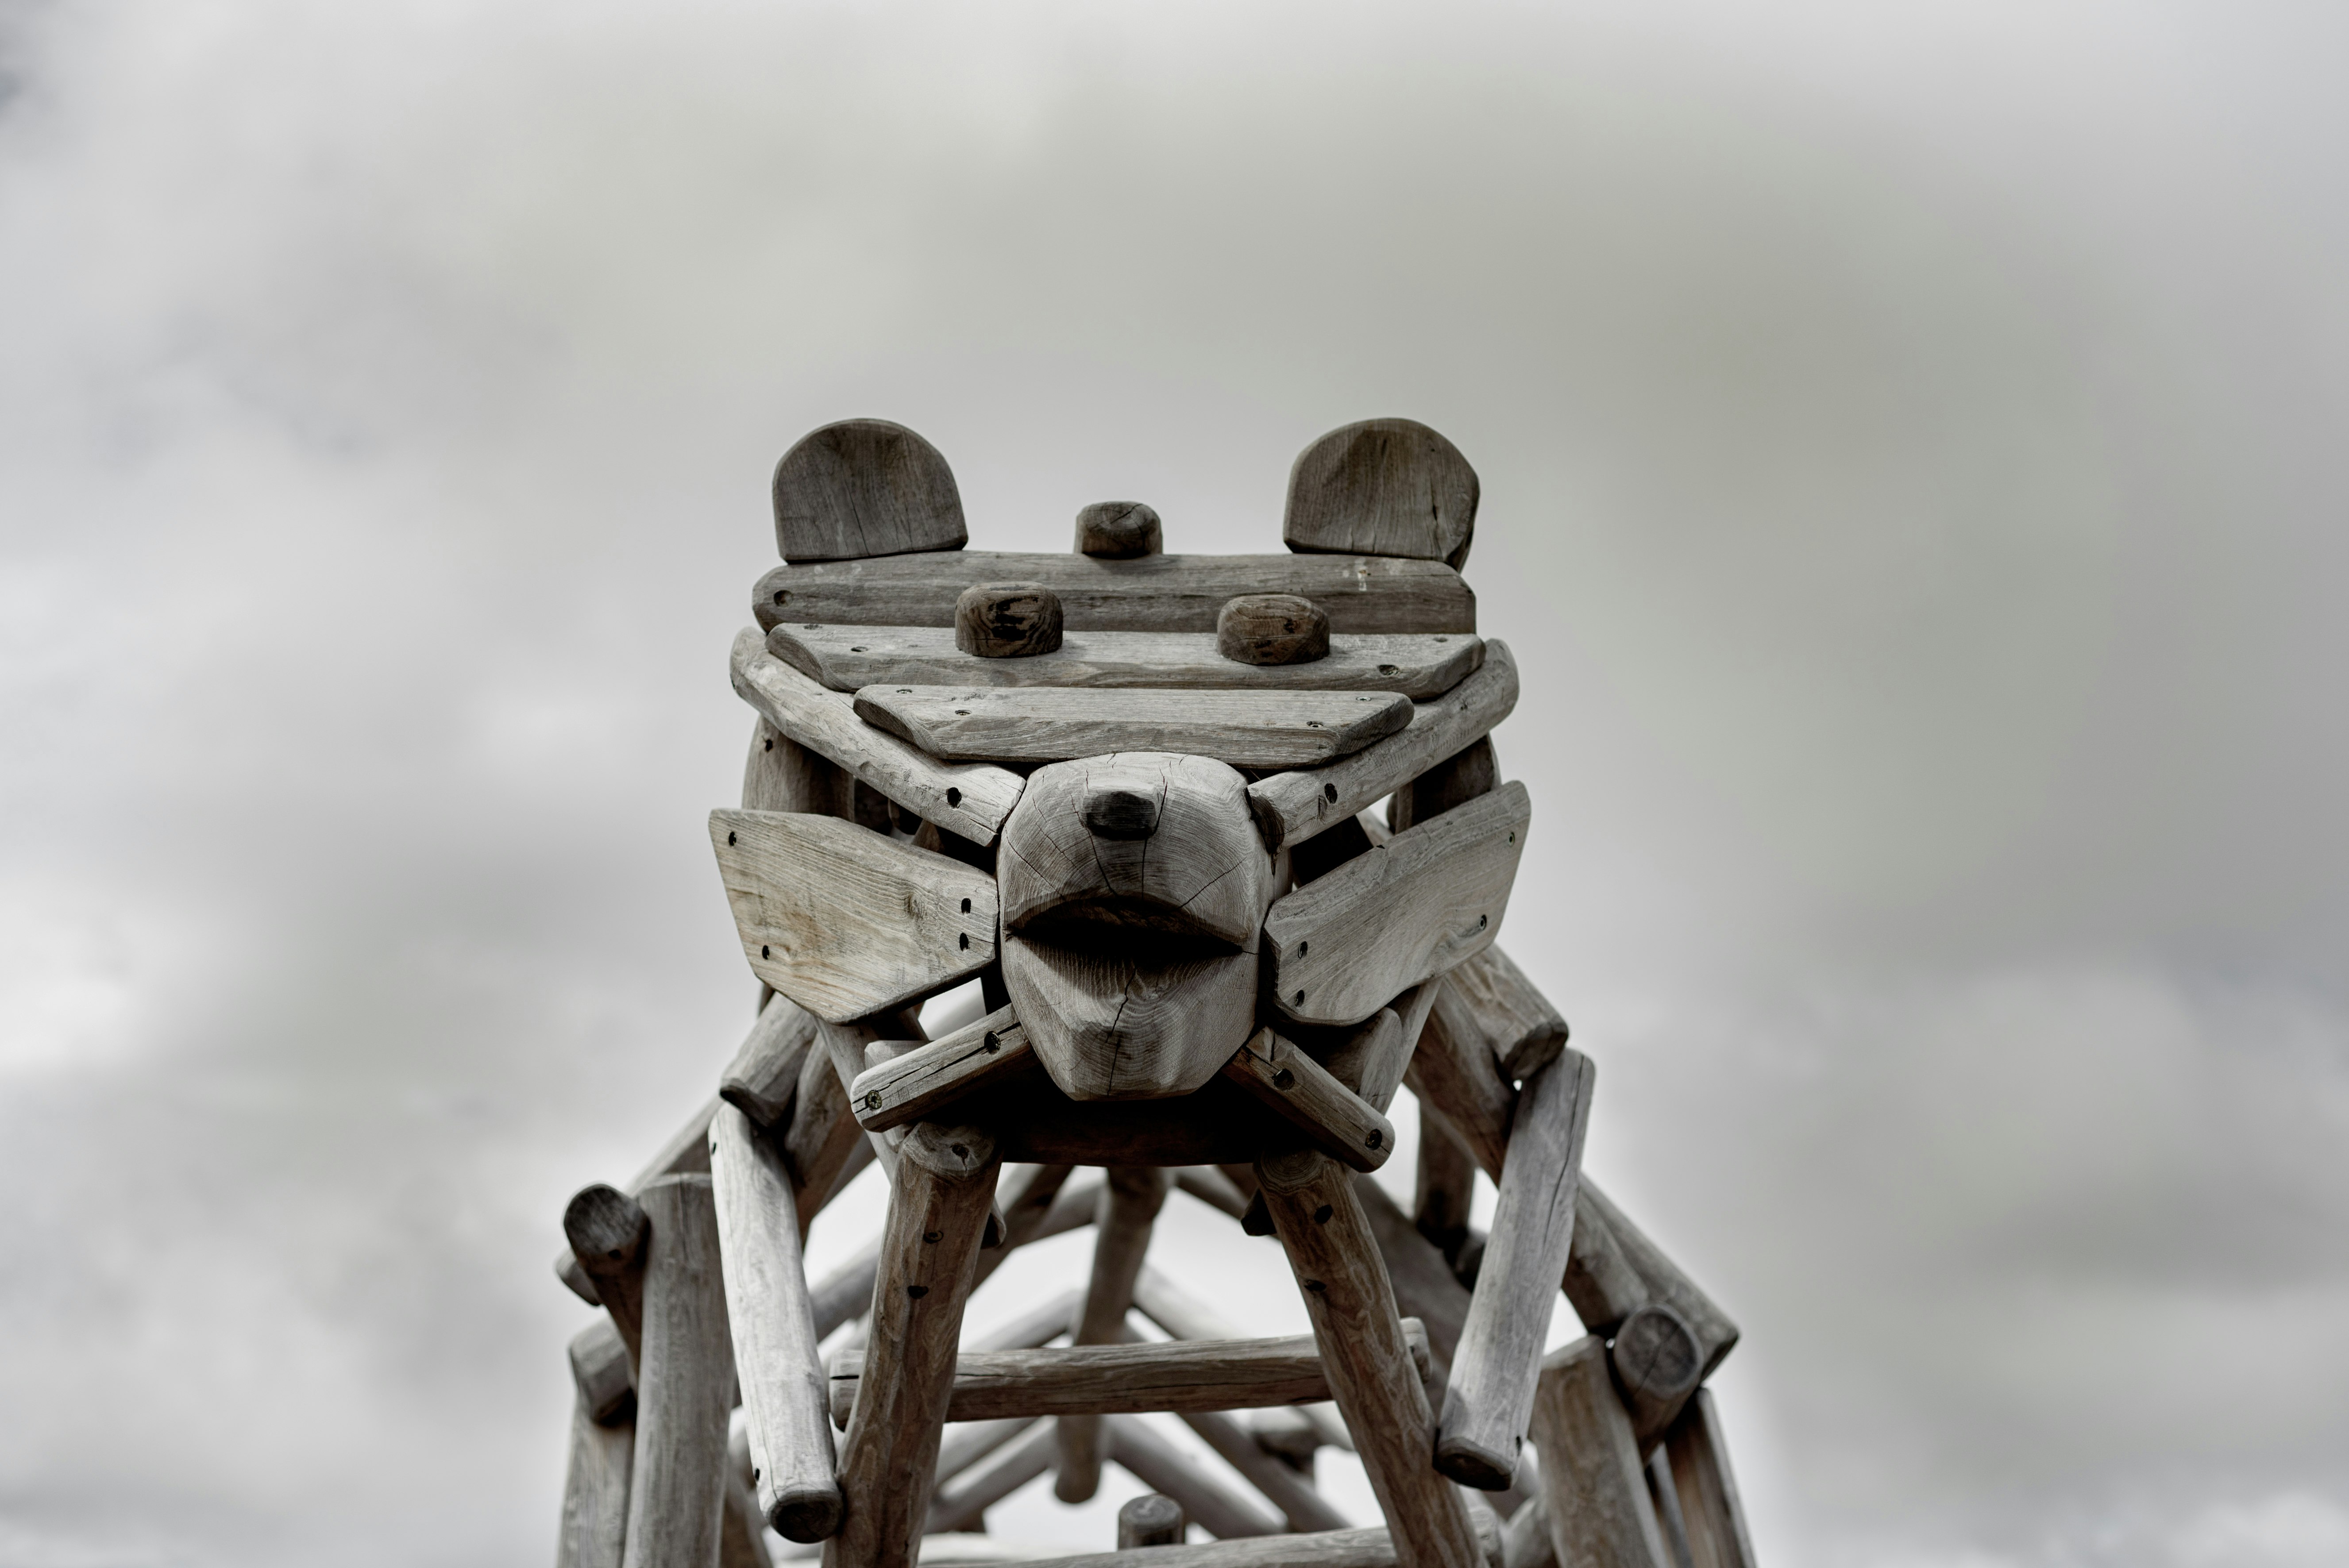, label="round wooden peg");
[1076,501,1162,559]
[955,582,1064,659]
[1116,1492,1186,1548]
[1217,593,1329,666]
